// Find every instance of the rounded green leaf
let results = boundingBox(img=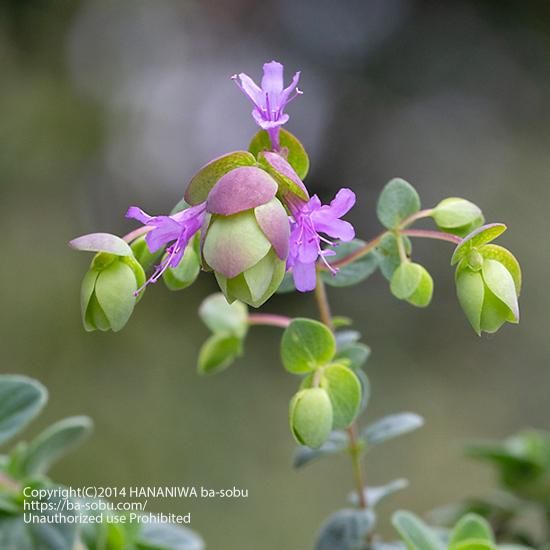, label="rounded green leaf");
[199,293,248,338]
[320,364,362,429]
[249,128,310,179]
[289,388,333,449]
[433,198,483,230]
[481,260,519,321]
[184,151,257,205]
[321,240,379,287]
[281,318,336,374]
[197,334,243,375]
[451,223,507,265]
[392,511,444,550]
[94,261,138,332]
[21,416,93,476]
[377,178,421,229]
[408,266,434,308]
[0,375,47,445]
[450,514,494,547]
[456,268,485,335]
[315,508,376,550]
[390,262,433,307]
